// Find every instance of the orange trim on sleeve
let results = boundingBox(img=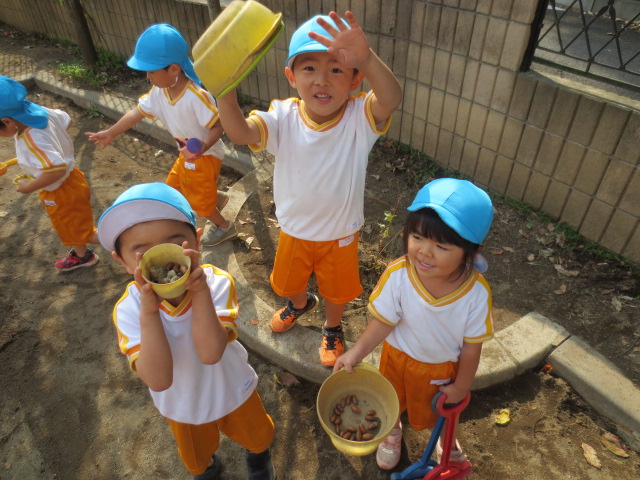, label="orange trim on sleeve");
[248,114,267,152]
